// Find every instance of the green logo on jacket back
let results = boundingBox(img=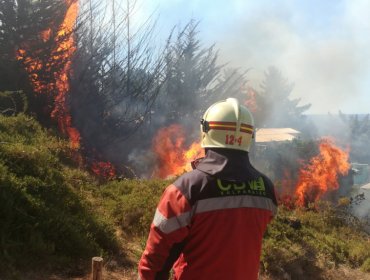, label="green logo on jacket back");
[248,177,265,191]
[217,177,266,196]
